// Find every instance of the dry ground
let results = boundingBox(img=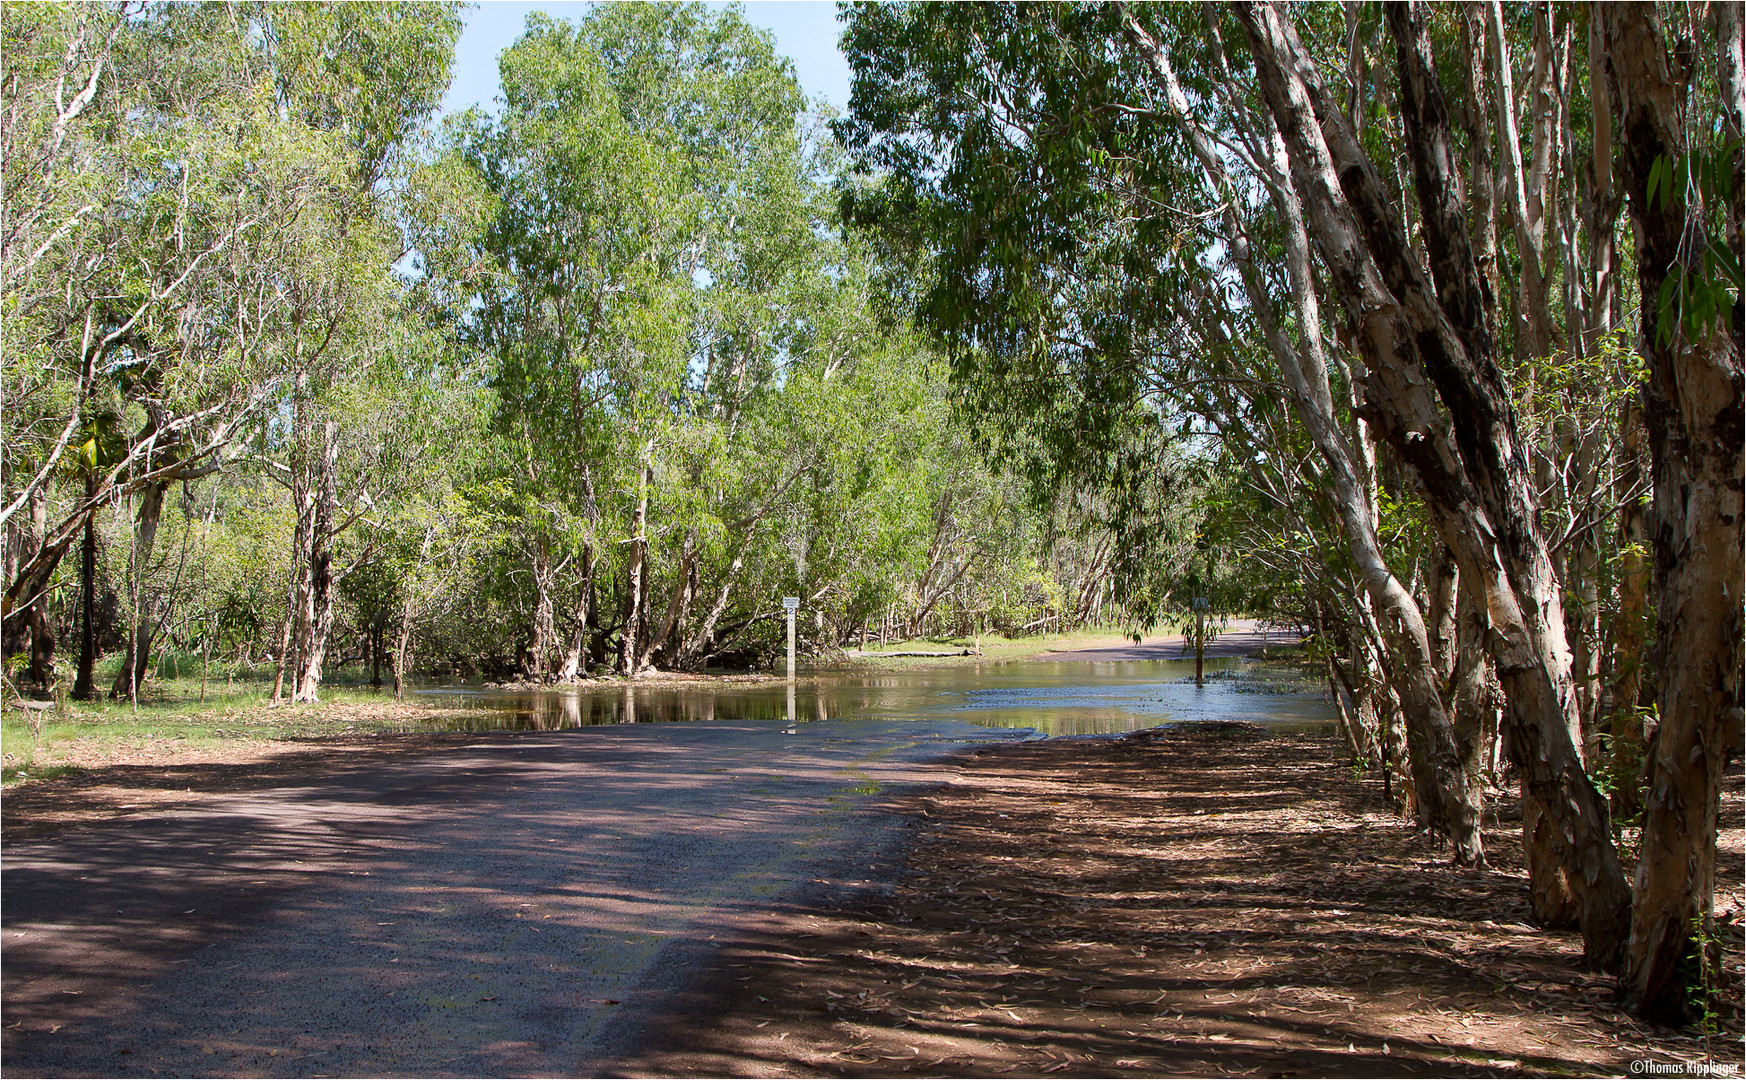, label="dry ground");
[0,725,484,843]
[622,725,1745,1078]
